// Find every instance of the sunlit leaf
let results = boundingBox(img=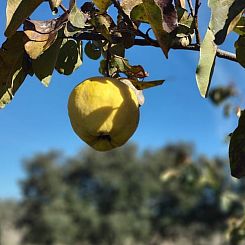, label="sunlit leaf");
[0,32,29,108]
[5,0,44,37]
[32,38,62,86]
[177,7,194,29]
[69,3,86,28]
[121,0,143,16]
[55,39,83,75]
[235,35,245,68]
[130,4,149,23]
[208,0,245,45]
[196,29,217,98]
[229,111,245,178]
[23,15,67,59]
[92,0,112,13]
[131,0,177,57]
